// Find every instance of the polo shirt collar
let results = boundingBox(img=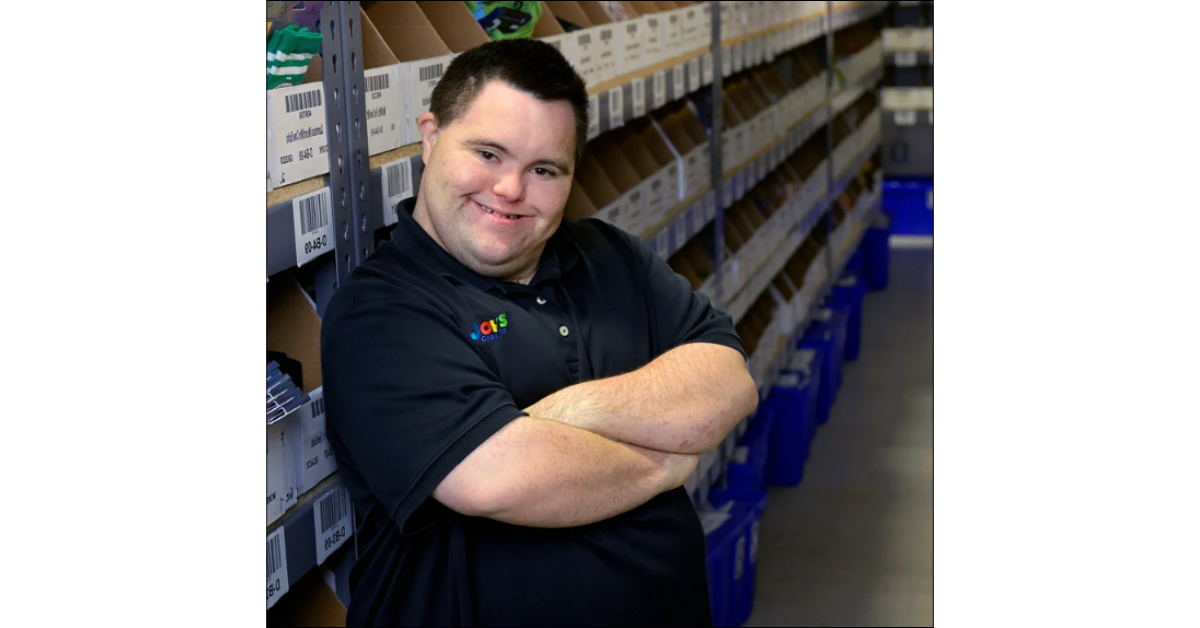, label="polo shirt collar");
[391,197,579,294]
